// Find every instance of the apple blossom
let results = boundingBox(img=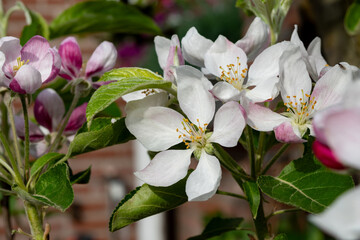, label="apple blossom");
[0,35,61,94]
[244,44,353,143]
[125,66,246,201]
[58,37,117,85]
